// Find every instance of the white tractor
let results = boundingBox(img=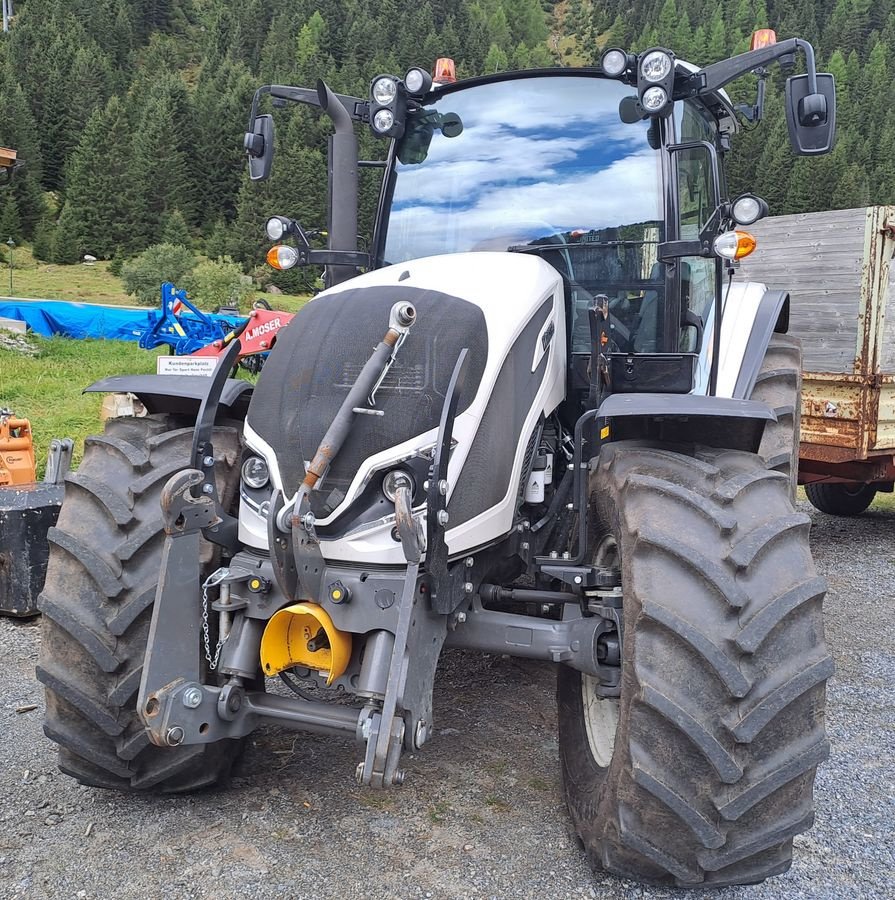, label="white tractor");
[38,35,836,887]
